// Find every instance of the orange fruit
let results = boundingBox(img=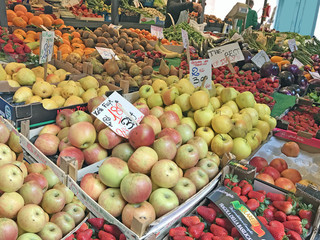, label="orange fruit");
[71,32,80,38]
[13,29,26,38]
[26,12,34,20]
[12,17,27,28]
[27,30,37,35]
[6,10,17,22]
[14,4,27,14]
[29,16,43,27]
[8,22,13,26]
[66,26,75,31]
[15,10,25,17]
[59,24,66,30]
[53,45,58,54]
[59,47,72,55]
[54,30,62,37]
[42,16,52,27]
[71,43,82,49]
[71,37,82,44]
[62,33,70,38]
[34,32,41,41]
[21,15,29,23]
[62,54,68,60]
[53,19,64,25]
[33,47,40,55]
[47,15,54,22]
[61,39,70,46]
